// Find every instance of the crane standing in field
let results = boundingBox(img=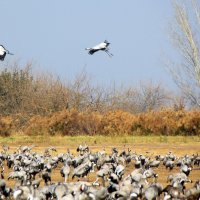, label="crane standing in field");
[0,45,14,61]
[85,40,113,57]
